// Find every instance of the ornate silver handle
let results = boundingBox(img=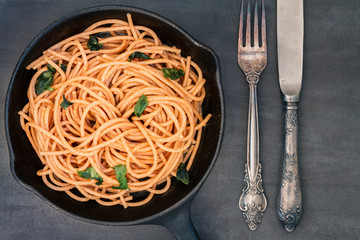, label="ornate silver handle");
[277,102,303,232]
[239,74,267,230]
